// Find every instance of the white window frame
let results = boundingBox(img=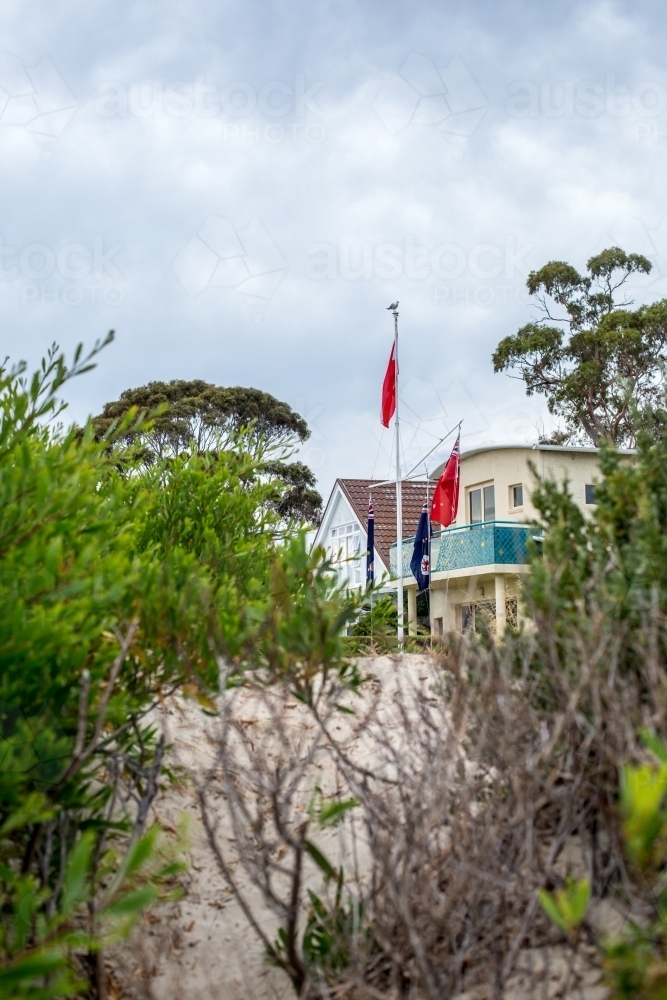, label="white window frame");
[467,481,495,524]
[509,483,524,510]
[329,521,363,587]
